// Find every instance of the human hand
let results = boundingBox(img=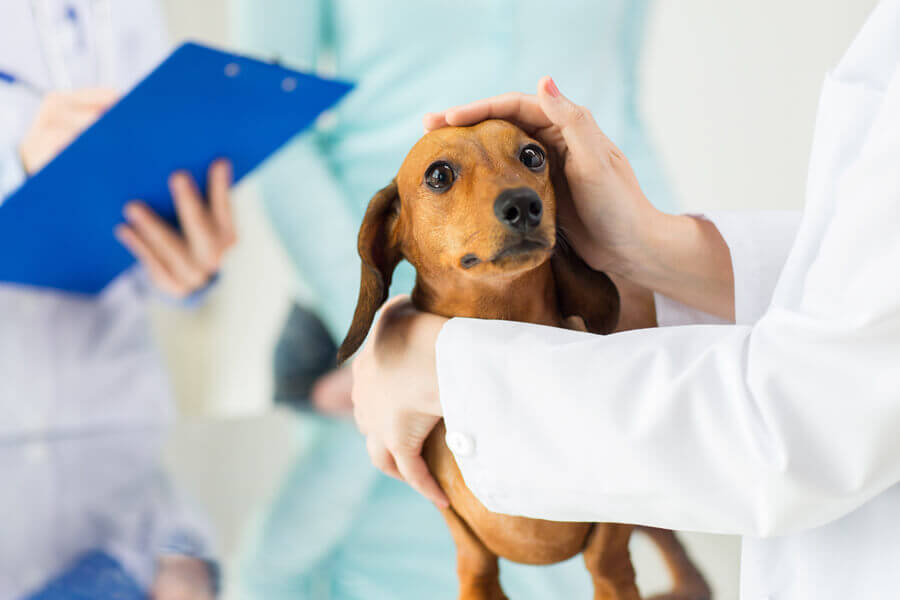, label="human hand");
[424,76,663,278]
[350,295,450,507]
[151,555,215,600]
[114,160,237,299]
[311,366,354,417]
[424,78,736,320]
[19,88,119,174]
